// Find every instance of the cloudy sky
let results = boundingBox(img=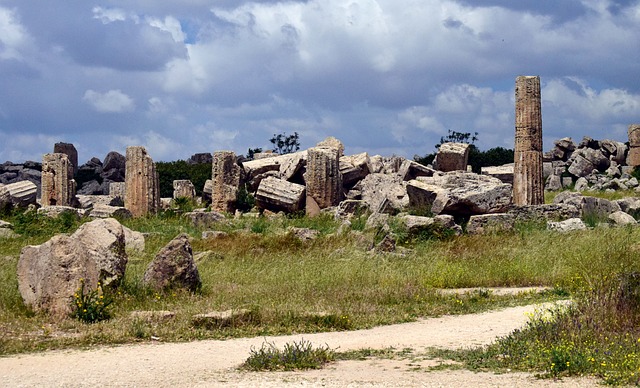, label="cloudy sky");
[1,0,639,164]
